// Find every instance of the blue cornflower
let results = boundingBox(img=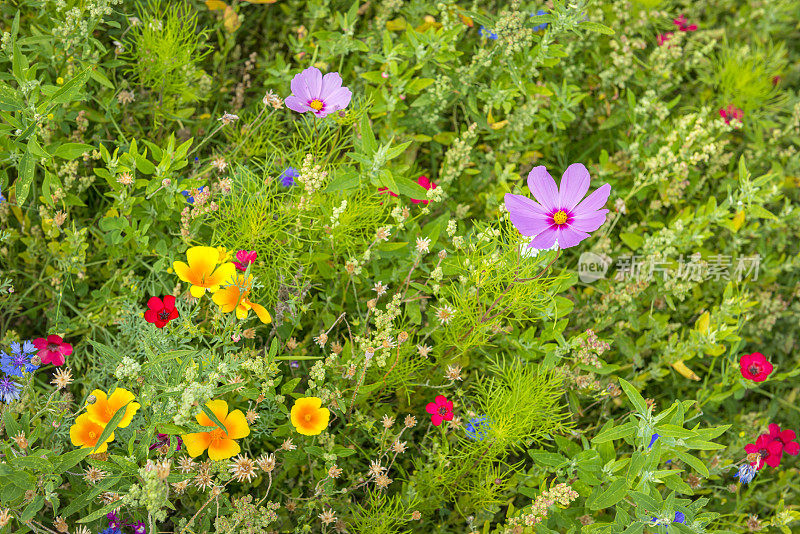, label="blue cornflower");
[478,26,498,40]
[1,341,39,377]
[100,528,122,534]
[531,9,549,31]
[180,185,207,204]
[465,416,490,441]
[279,167,300,188]
[648,433,660,448]
[735,463,757,485]
[0,376,21,403]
